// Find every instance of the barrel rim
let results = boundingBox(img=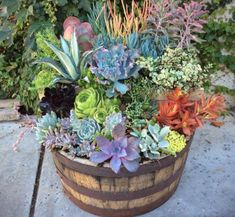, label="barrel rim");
[52,135,193,178]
